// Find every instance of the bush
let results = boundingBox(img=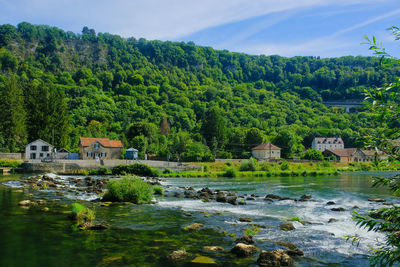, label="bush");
[303,149,324,161]
[280,161,290,171]
[153,186,164,195]
[103,177,154,203]
[0,159,22,167]
[225,162,232,167]
[89,167,112,175]
[239,157,258,171]
[70,203,95,228]
[112,163,160,177]
[222,167,237,178]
